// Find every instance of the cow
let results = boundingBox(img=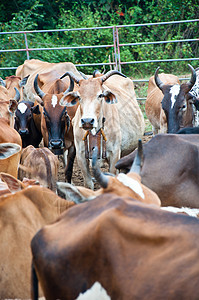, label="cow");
[0,74,29,101]
[0,117,22,145]
[16,59,84,102]
[145,64,196,134]
[0,175,75,299]
[31,191,199,300]
[18,145,59,191]
[115,133,199,208]
[0,85,20,127]
[59,69,145,189]
[0,142,21,178]
[0,172,39,196]
[33,72,79,183]
[57,142,161,207]
[14,100,42,148]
